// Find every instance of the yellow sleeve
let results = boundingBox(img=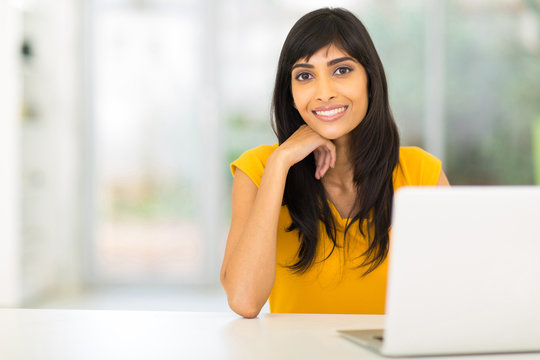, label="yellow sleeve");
[399,146,442,186]
[230,144,279,188]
